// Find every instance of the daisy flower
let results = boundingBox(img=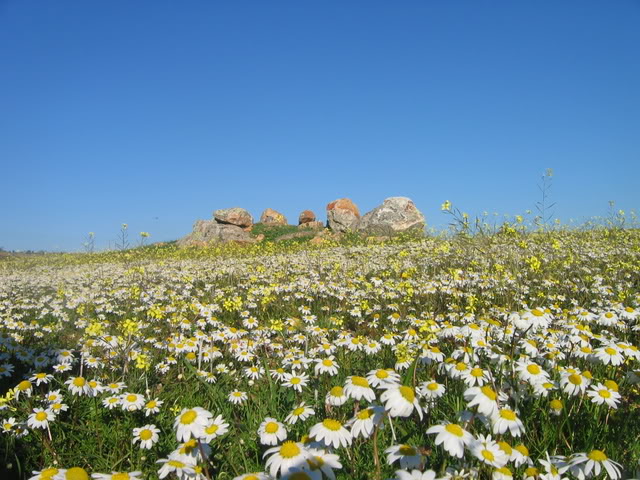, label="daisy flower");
[44,389,63,404]
[348,405,385,439]
[120,393,146,411]
[587,383,621,409]
[325,386,348,406]
[29,467,66,480]
[560,372,590,396]
[174,407,212,441]
[30,372,53,386]
[144,398,163,416]
[464,385,500,417]
[258,417,288,446]
[306,447,343,479]
[309,418,352,449]
[314,357,339,376]
[385,444,424,469]
[282,373,309,392]
[343,376,376,402]
[426,422,473,458]
[27,408,54,429]
[264,441,310,478]
[285,402,315,425]
[102,396,121,410]
[65,377,92,396]
[471,434,509,468]
[15,380,34,400]
[156,458,195,479]
[418,381,445,401]
[367,368,401,388]
[133,424,160,449]
[593,345,625,366]
[491,408,525,437]
[461,366,492,387]
[202,414,229,442]
[91,472,142,480]
[229,391,248,405]
[380,384,423,419]
[570,450,622,479]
